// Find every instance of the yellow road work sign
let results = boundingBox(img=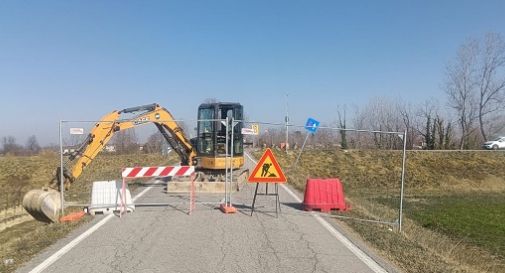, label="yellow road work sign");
[248,148,287,183]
